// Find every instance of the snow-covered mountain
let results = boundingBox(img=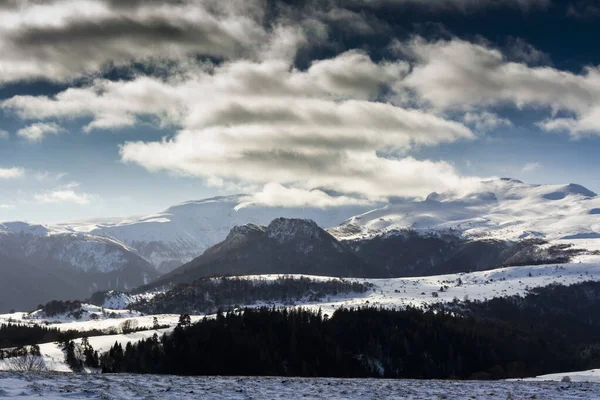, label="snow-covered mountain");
[0,222,159,312]
[330,178,600,243]
[61,196,373,272]
[4,179,600,312]
[142,218,370,290]
[0,197,371,310]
